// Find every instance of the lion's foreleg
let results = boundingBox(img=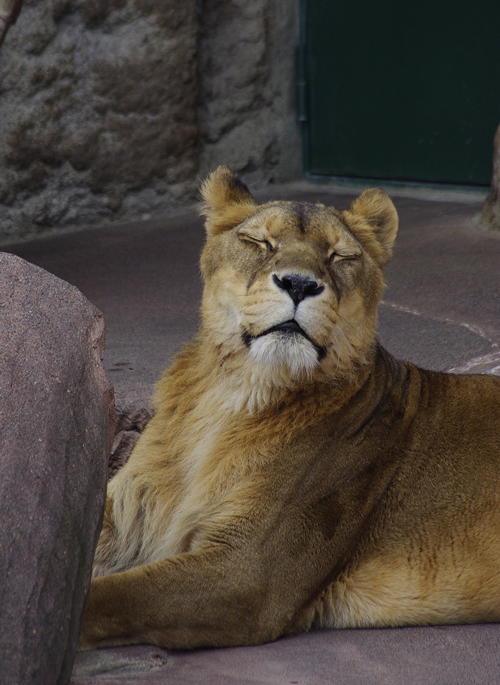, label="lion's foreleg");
[80,547,277,650]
